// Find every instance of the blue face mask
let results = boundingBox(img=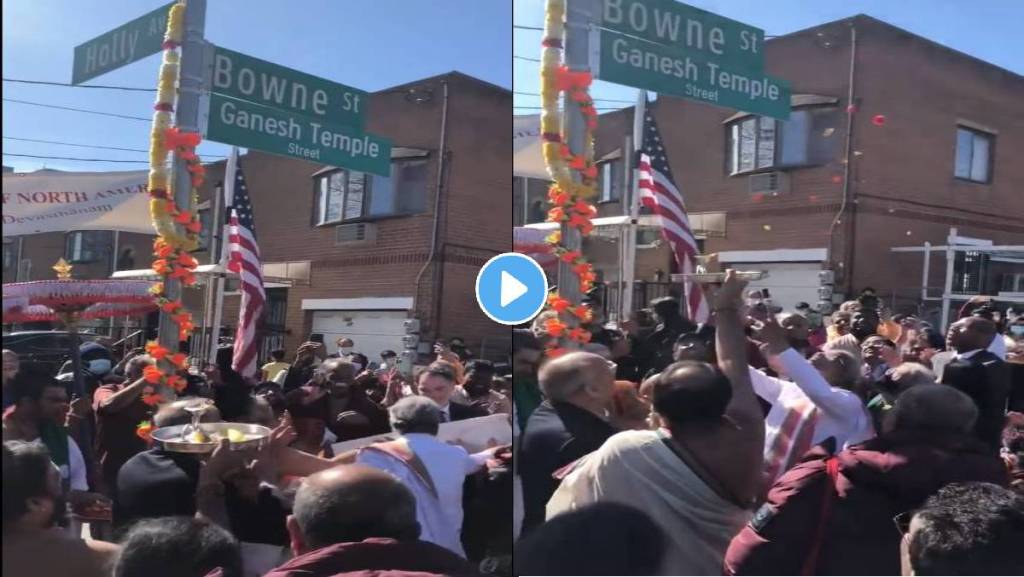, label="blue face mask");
[87,358,112,375]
